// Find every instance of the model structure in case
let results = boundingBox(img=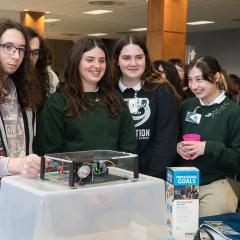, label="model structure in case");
[40,150,138,187]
